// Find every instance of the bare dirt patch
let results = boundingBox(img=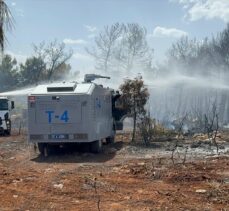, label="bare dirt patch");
[0,132,228,210]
